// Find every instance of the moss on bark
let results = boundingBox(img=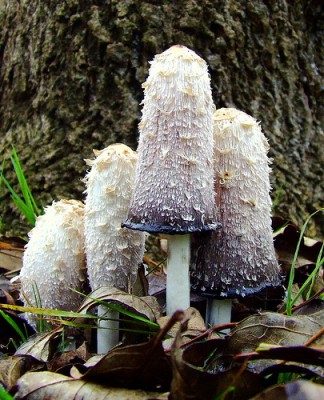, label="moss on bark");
[0,0,323,236]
